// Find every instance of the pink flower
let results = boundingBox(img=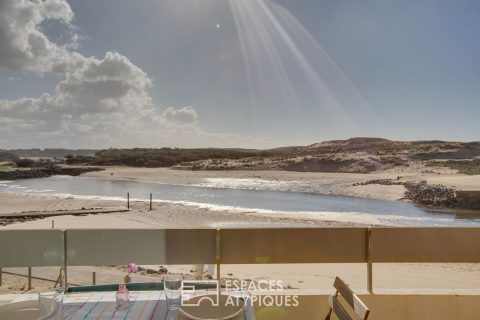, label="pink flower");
[127,263,139,274]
